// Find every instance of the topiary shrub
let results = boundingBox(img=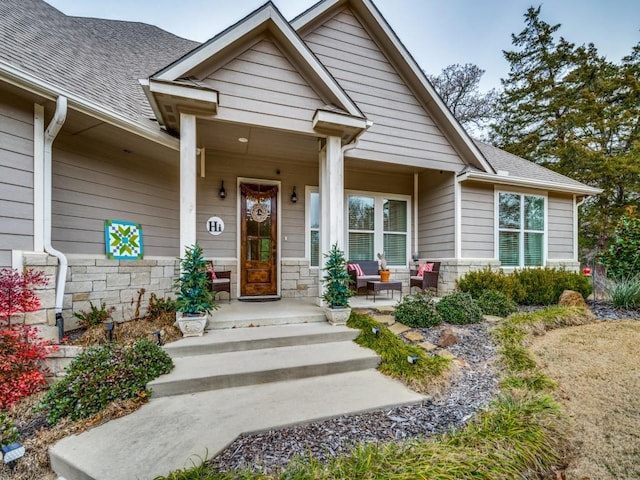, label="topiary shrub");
[478,289,517,317]
[436,292,483,325]
[37,339,173,425]
[394,292,441,328]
